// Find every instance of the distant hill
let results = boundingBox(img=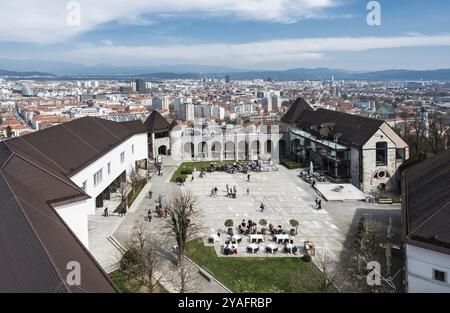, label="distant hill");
[0,69,56,78]
[1,58,450,81]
